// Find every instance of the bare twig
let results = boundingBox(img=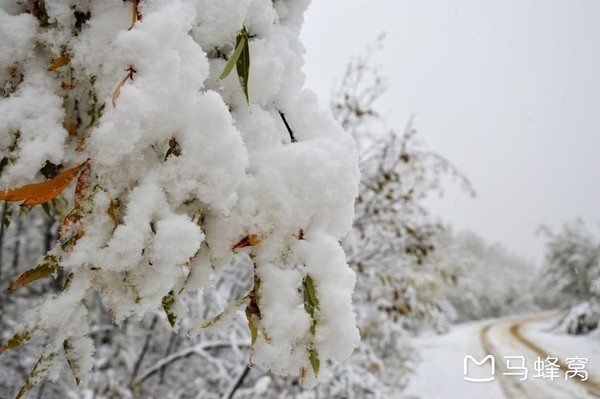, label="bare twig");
[128,315,158,388]
[134,340,250,385]
[159,332,177,383]
[279,112,297,143]
[223,364,251,399]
